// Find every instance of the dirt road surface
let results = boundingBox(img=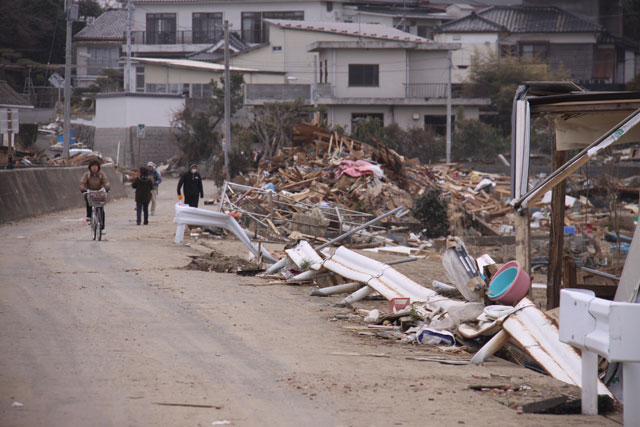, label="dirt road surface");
[0,178,621,427]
